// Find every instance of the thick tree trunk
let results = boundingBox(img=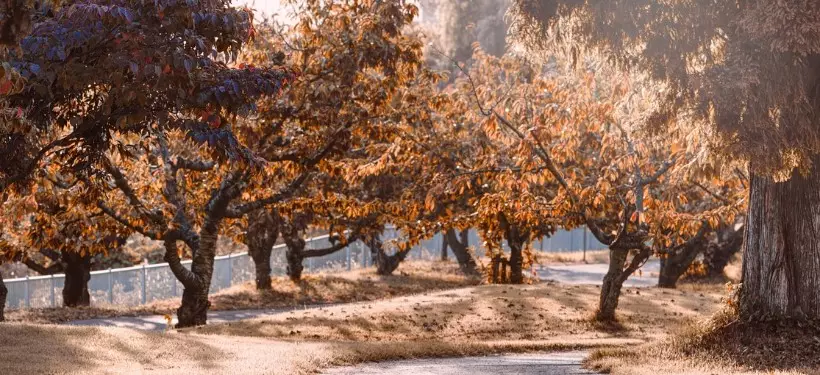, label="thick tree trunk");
[246,210,279,290]
[703,225,743,279]
[283,232,305,283]
[0,276,7,322]
[174,231,217,328]
[62,252,91,307]
[444,229,480,276]
[369,236,409,276]
[741,170,820,320]
[597,247,651,321]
